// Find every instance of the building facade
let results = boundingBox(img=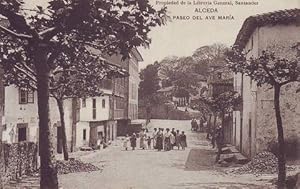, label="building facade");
[1,49,142,151]
[2,86,74,153]
[232,9,300,158]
